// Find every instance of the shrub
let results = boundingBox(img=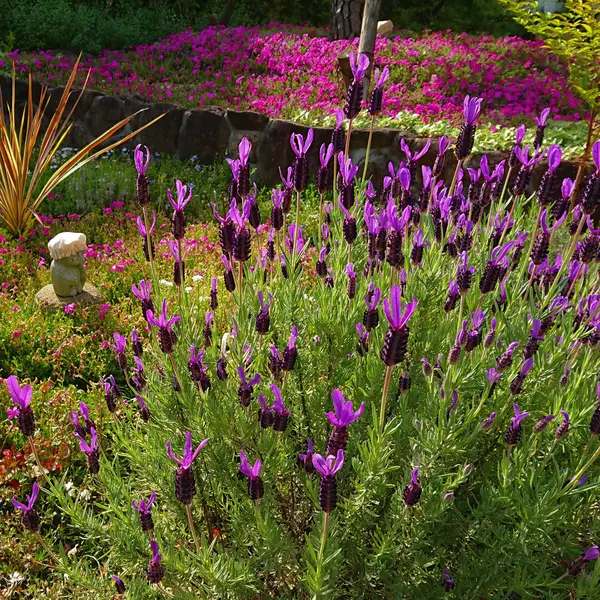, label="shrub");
[4,76,600,597]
